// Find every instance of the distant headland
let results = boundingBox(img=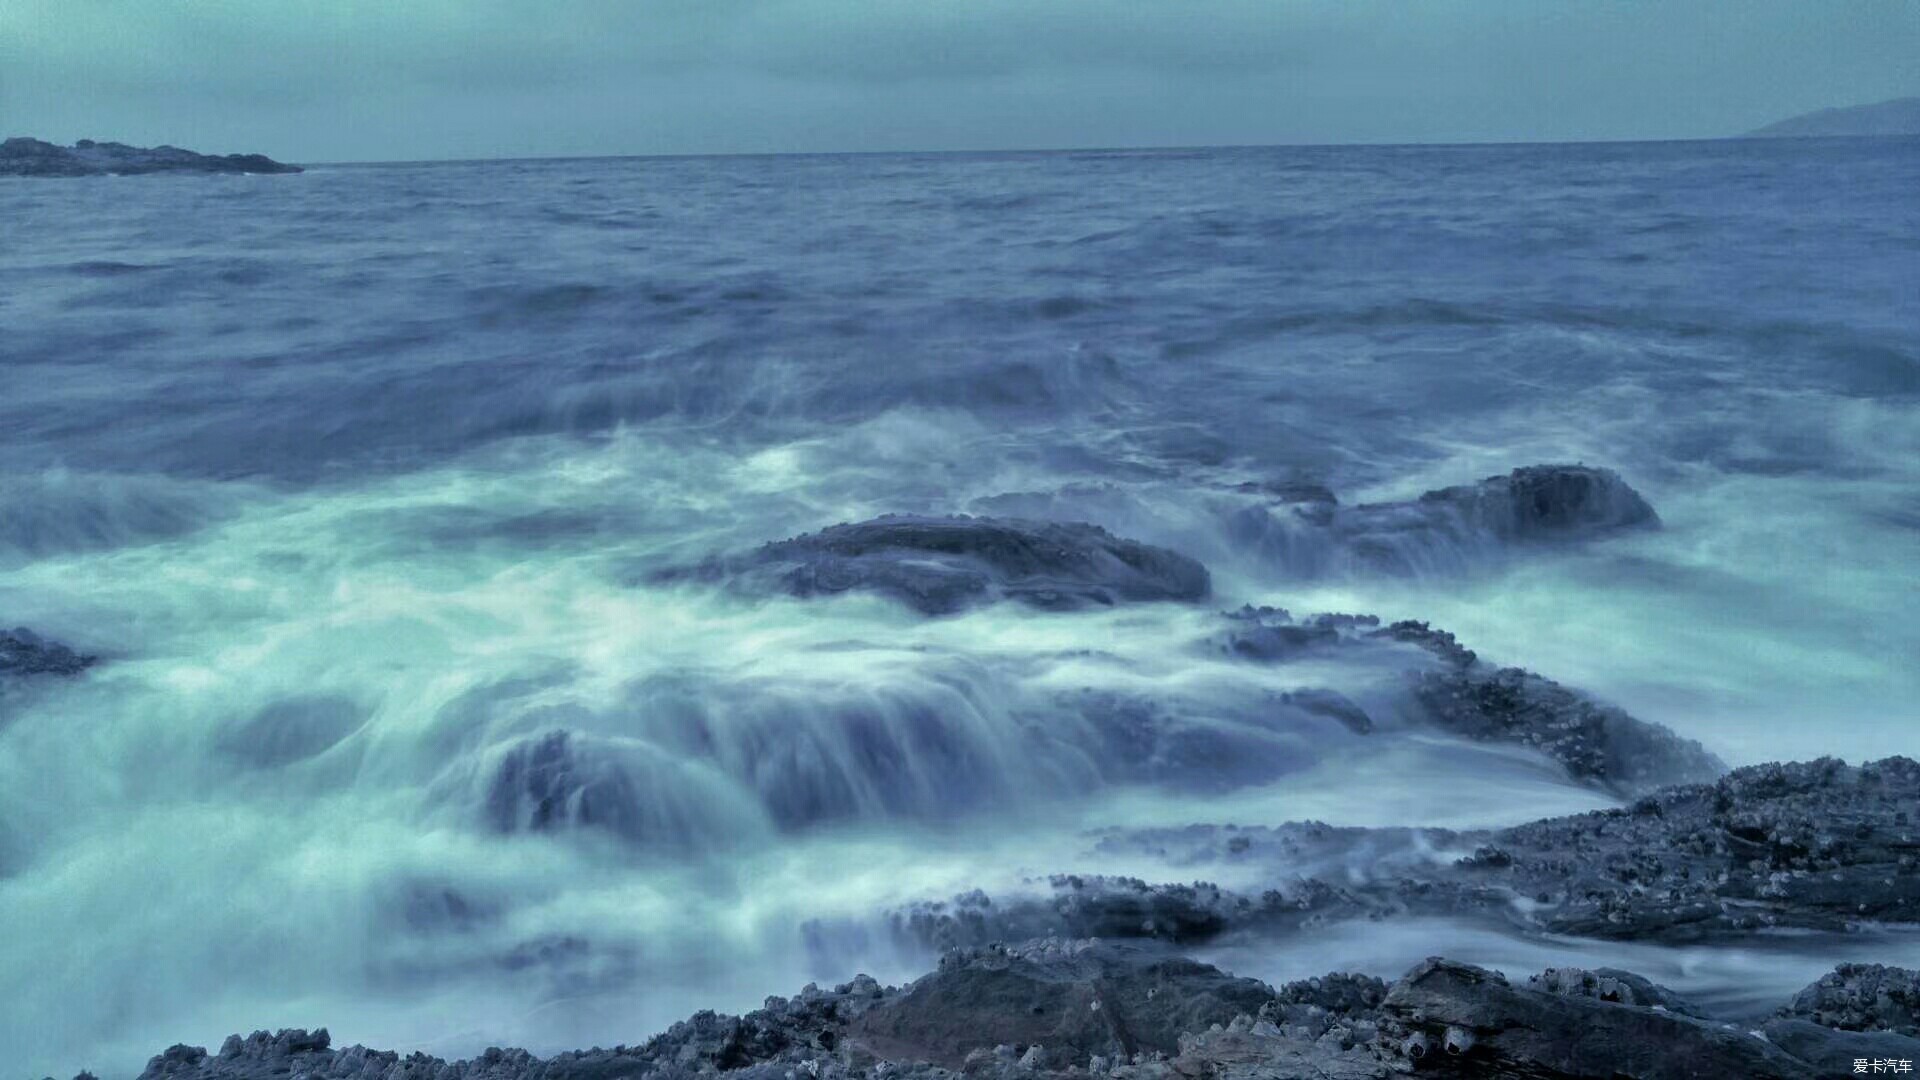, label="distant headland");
[1745,96,1920,138]
[0,137,302,177]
